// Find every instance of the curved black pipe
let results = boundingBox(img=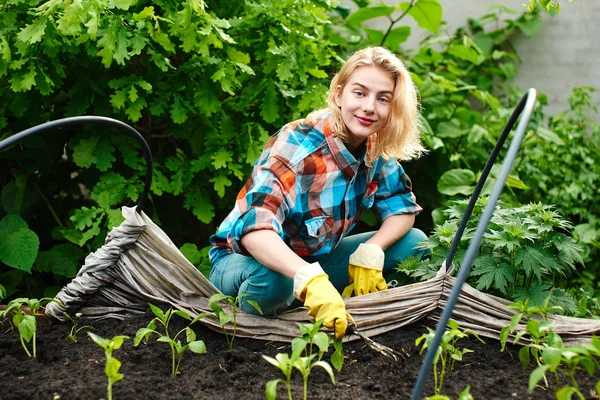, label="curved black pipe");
[0,116,153,214]
[410,88,537,399]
